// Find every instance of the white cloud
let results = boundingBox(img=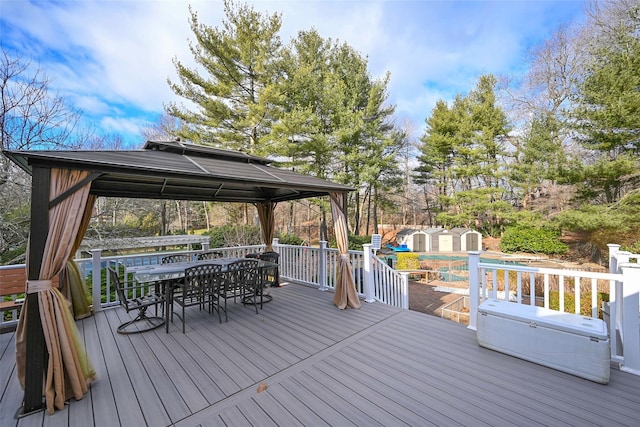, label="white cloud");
[1,0,585,143]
